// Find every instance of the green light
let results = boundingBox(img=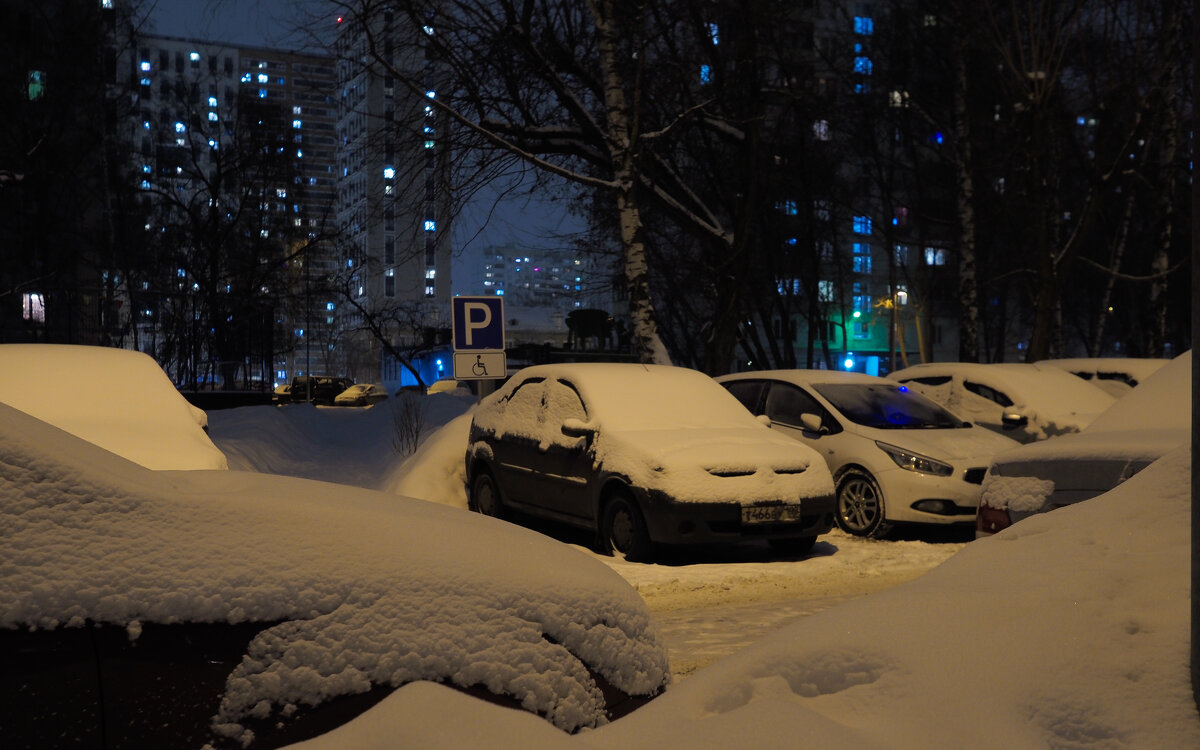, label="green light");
[852,310,862,319]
